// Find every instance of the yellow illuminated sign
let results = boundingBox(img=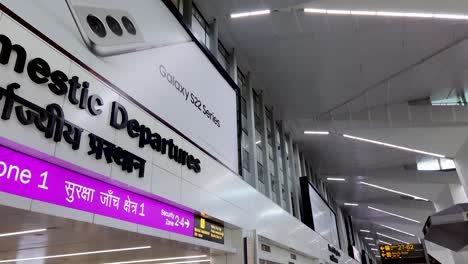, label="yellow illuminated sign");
[379,244,424,260]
